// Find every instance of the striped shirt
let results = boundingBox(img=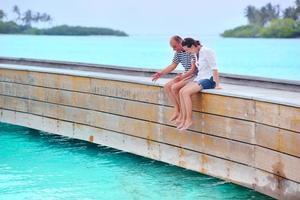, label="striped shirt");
[172,51,196,72]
